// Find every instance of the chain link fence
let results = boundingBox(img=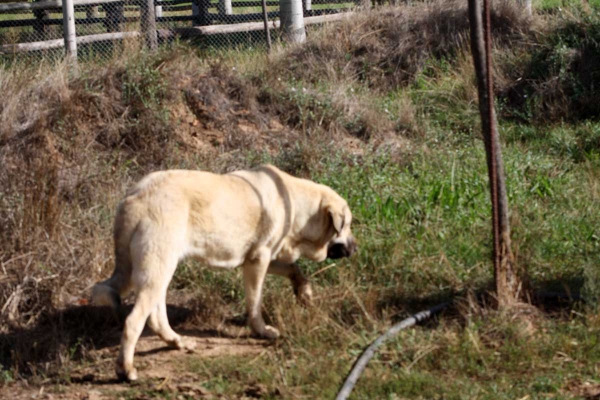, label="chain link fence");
[0,0,358,63]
